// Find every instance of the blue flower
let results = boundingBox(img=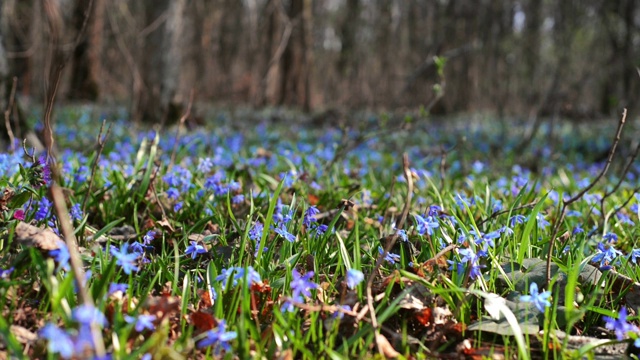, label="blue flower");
[378,246,401,265]
[314,224,328,236]
[50,240,70,271]
[303,206,320,227]
[535,214,550,229]
[125,314,156,332]
[232,194,245,204]
[73,305,107,334]
[290,269,318,299]
[142,230,156,245]
[592,242,622,268]
[185,241,207,259]
[40,323,75,359]
[396,229,408,242]
[604,307,637,341]
[0,267,14,279]
[630,249,640,264]
[572,224,584,235]
[510,215,526,227]
[108,283,128,295]
[197,320,237,353]
[334,305,352,319]
[69,203,83,221]
[414,214,439,236]
[249,221,263,241]
[457,247,484,279]
[520,282,551,312]
[110,243,140,274]
[346,269,364,289]
[281,269,319,312]
[216,266,262,288]
[274,223,296,243]
[34,197,52,221]
[166,187,180,200]
[603,233,618,243]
